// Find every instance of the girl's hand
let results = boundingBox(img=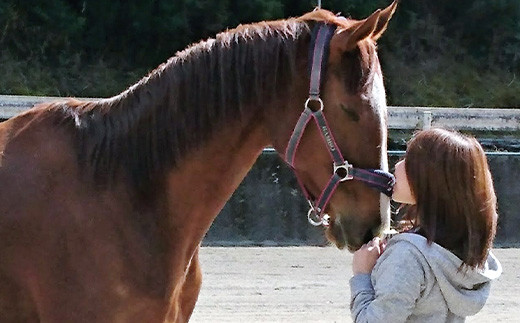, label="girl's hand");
[352,237,386,275]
